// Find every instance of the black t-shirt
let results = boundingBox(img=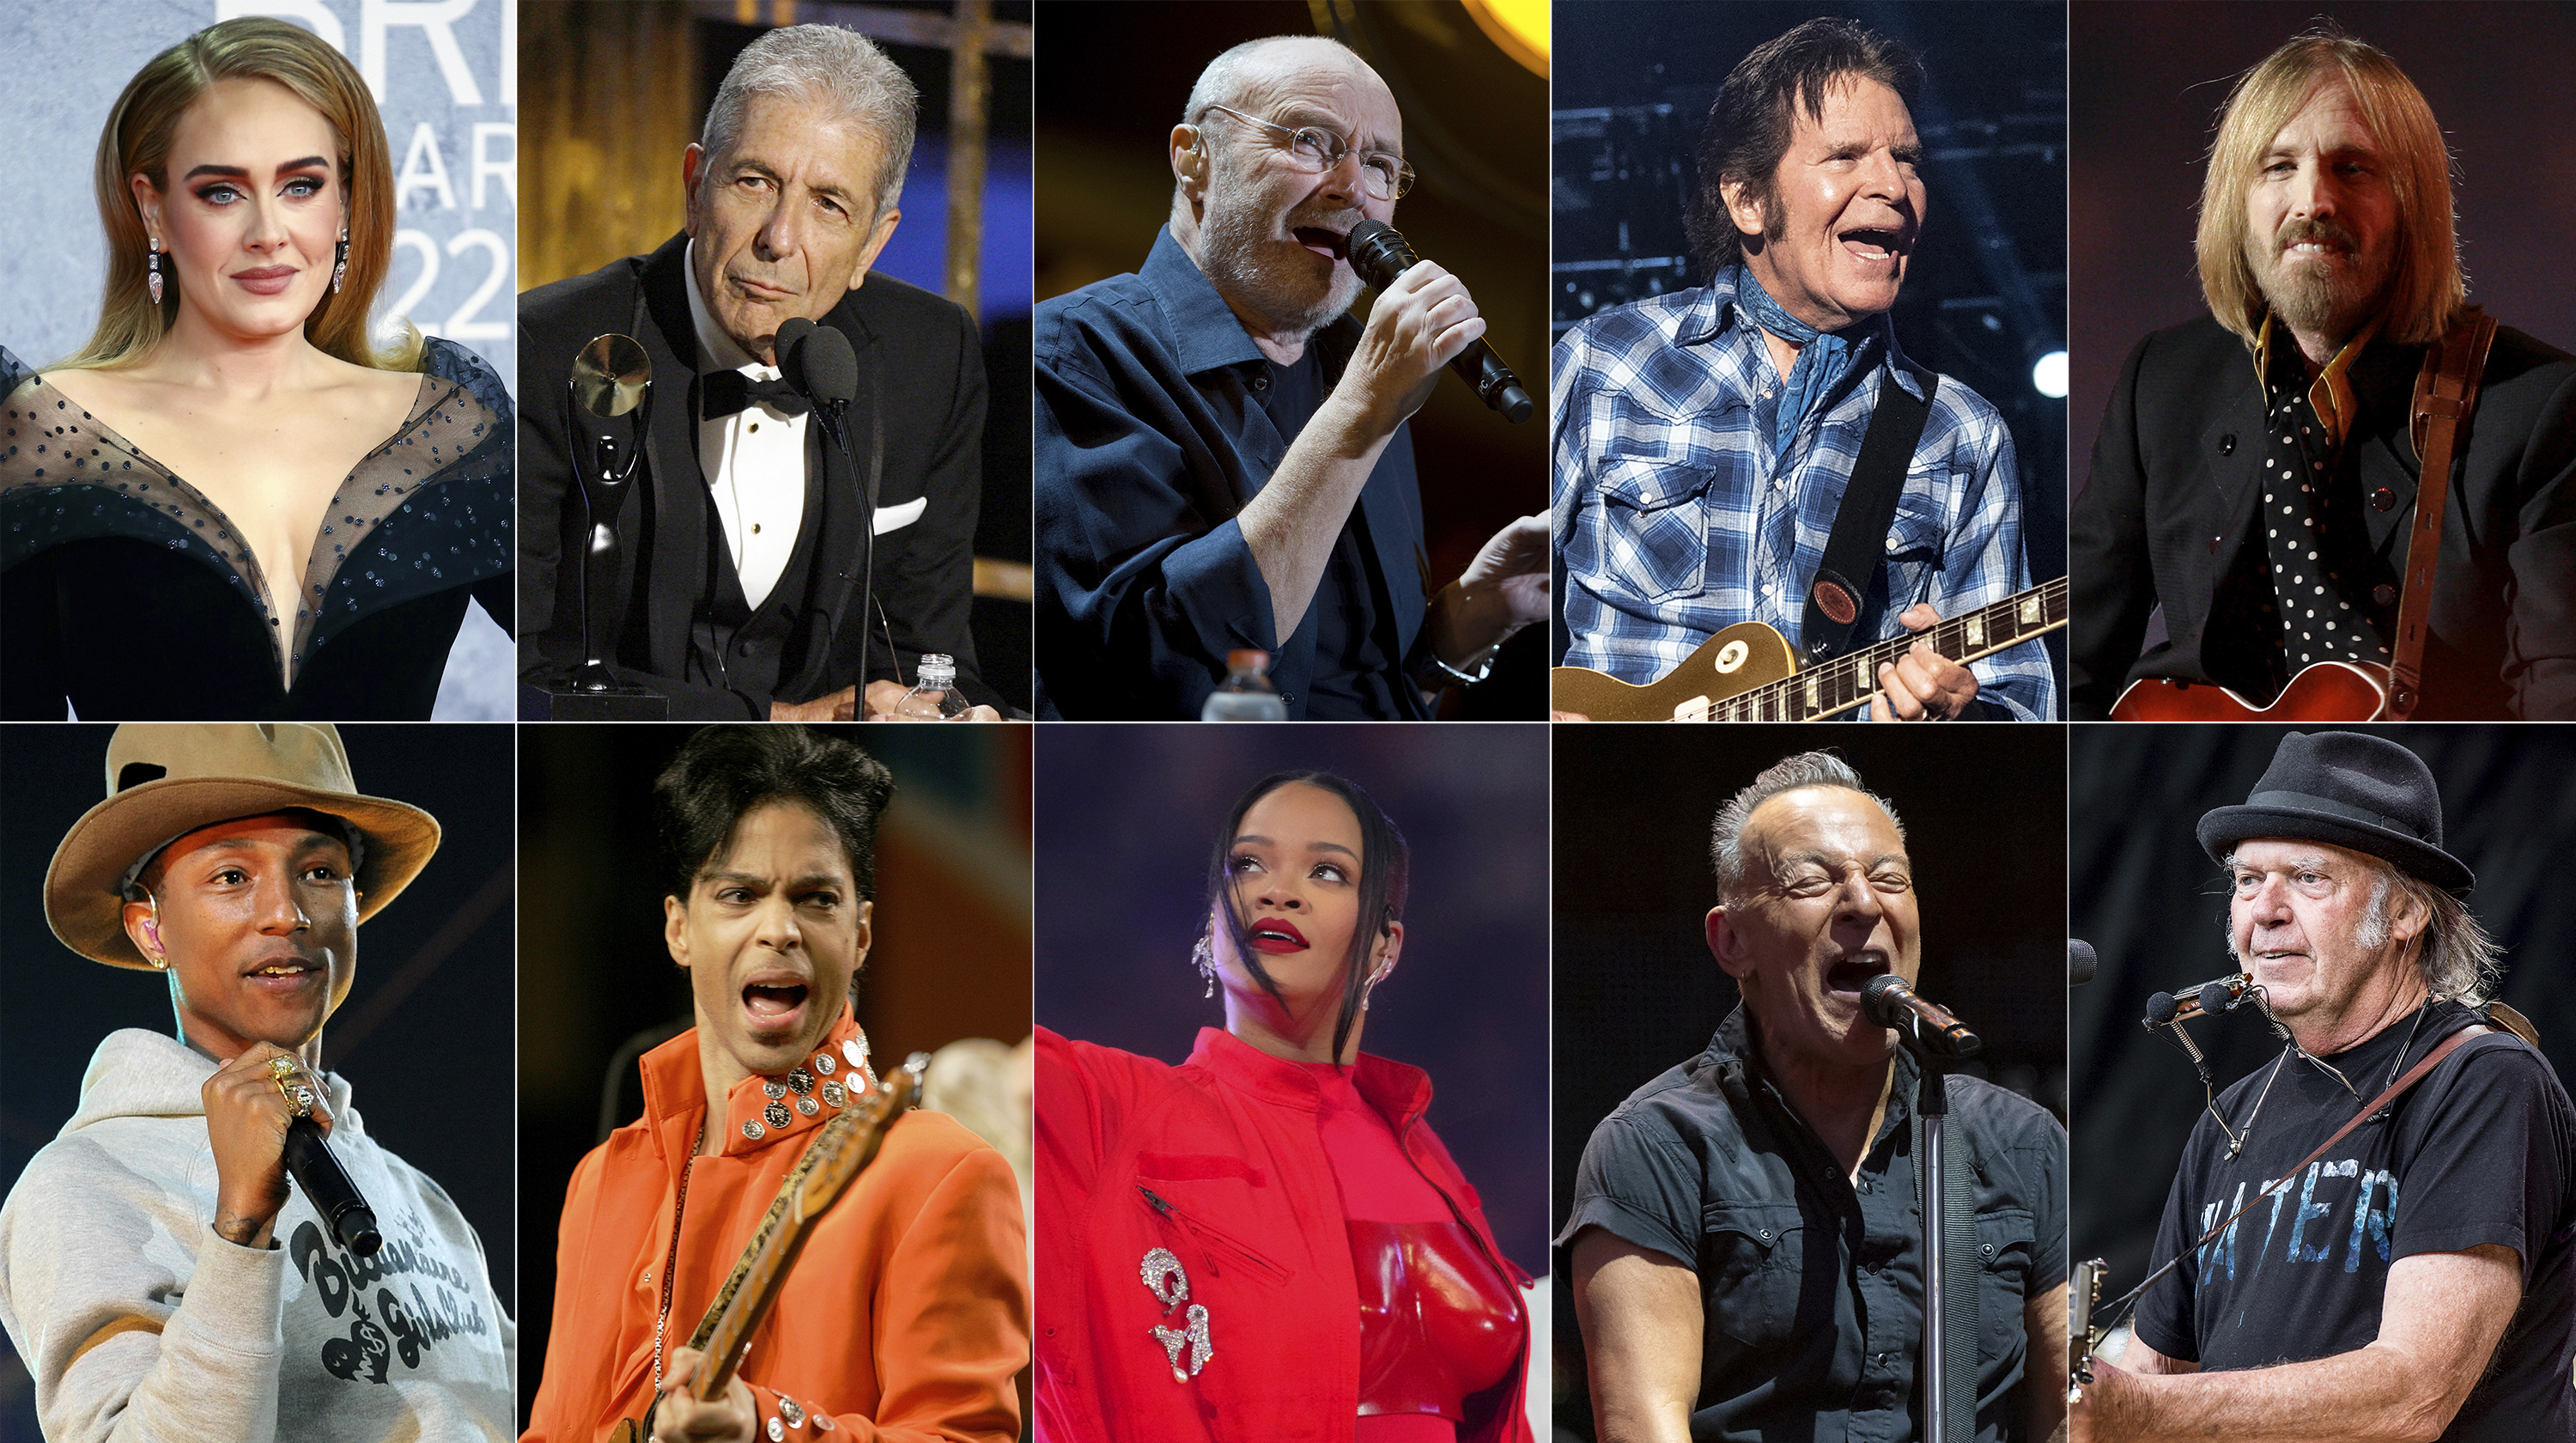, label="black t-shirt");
[1557,1006,2069,1443]
[2136,1001,2576,1440]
